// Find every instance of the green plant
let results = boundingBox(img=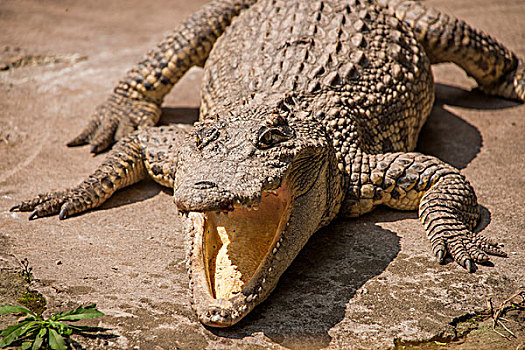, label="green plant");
[0,303,109,349]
